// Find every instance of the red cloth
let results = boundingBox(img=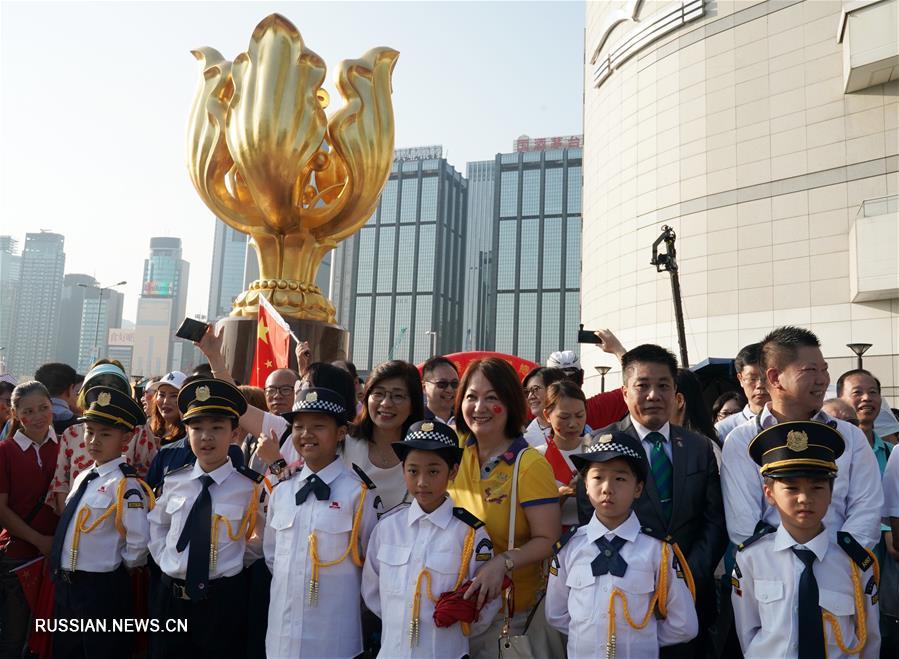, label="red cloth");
[585,390,628,431]
[433,576,514,628]
[543,437,576,485]
[418,352,538,382]
[250,295,291,388]
[13,557,54,658]
[0,435,60,559]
